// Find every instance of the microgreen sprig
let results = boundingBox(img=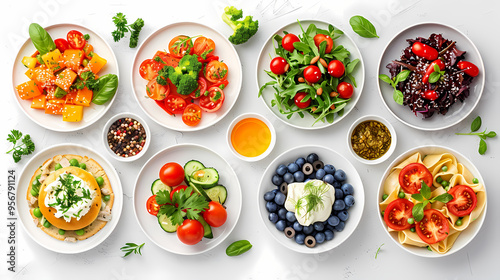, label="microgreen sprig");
[379,70,411,105]
[375,243,384,259]
[411,181,453,222]
[428,63,446,83]
[455,116,496,155]
[120,242,145,258]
